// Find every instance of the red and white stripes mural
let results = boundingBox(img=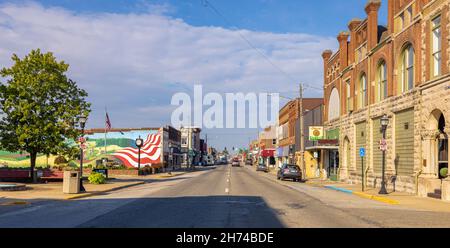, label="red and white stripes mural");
[113,133,162,168]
